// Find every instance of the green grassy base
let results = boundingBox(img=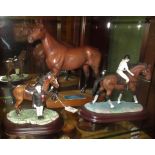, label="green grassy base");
[7,108,59,125]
